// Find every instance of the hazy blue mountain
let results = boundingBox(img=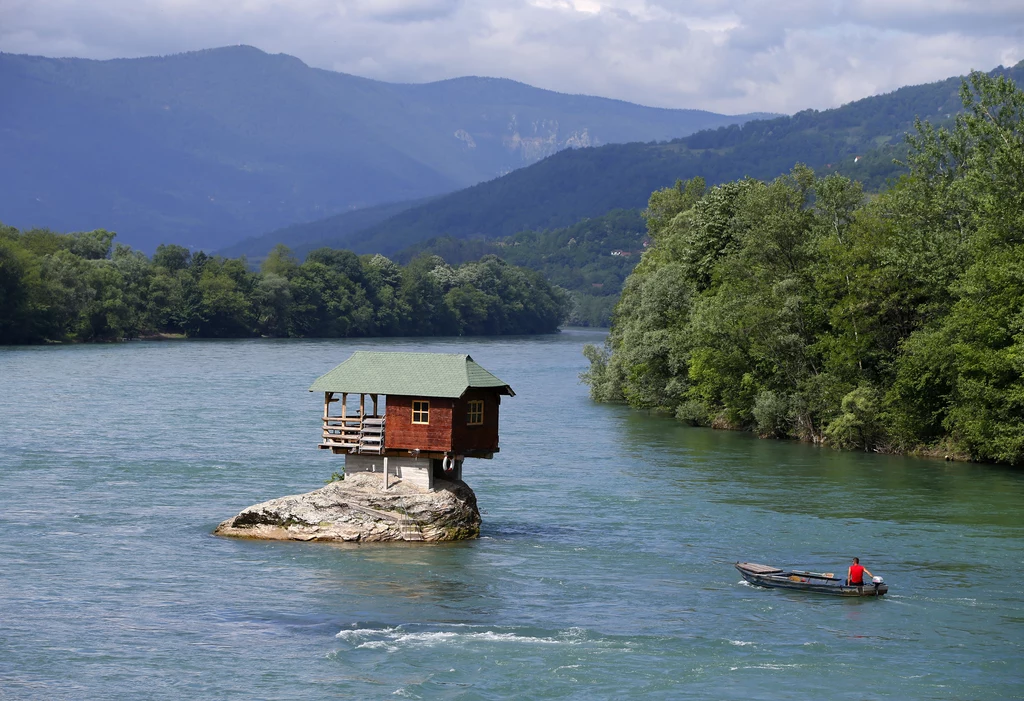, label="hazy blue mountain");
[285,61,1024,256]
[0,45,768,251]
[217,197,432,261]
